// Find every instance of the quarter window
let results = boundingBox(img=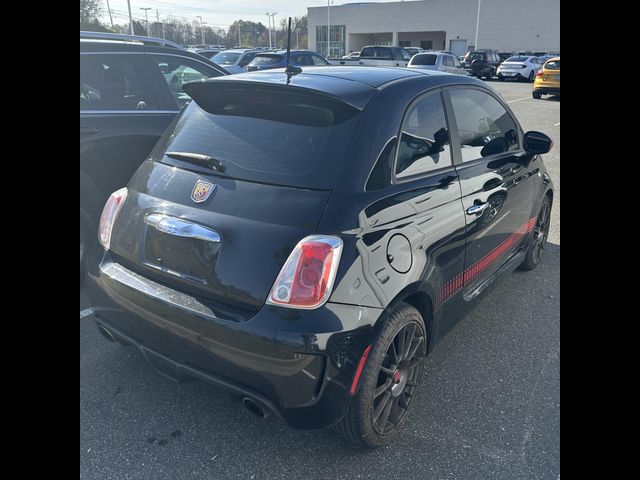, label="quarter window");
[449,89,519,162]
[395,92,452,179]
